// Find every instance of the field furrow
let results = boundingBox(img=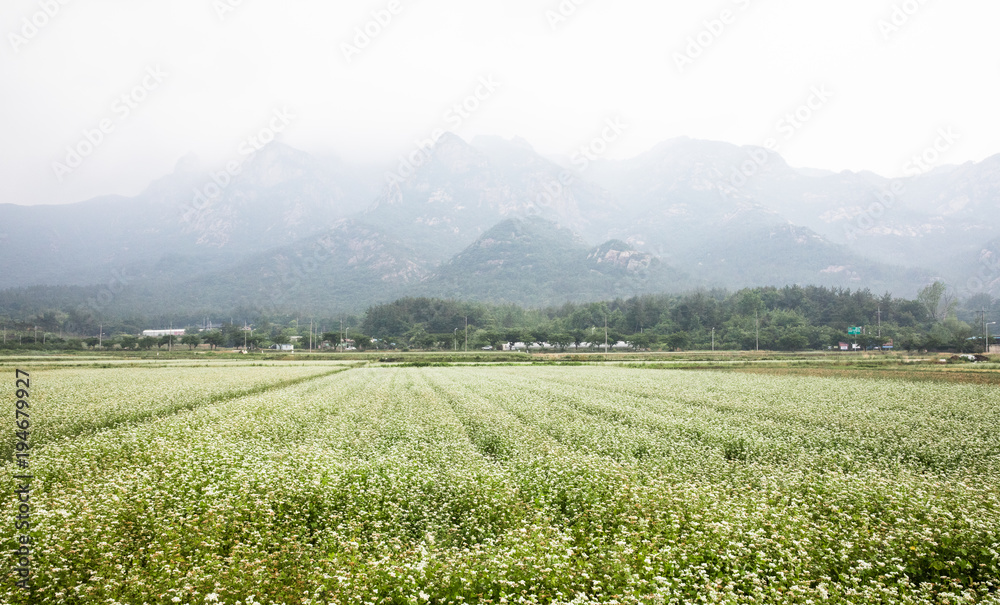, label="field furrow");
[2,363,998,604]
[0,365,348,461]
